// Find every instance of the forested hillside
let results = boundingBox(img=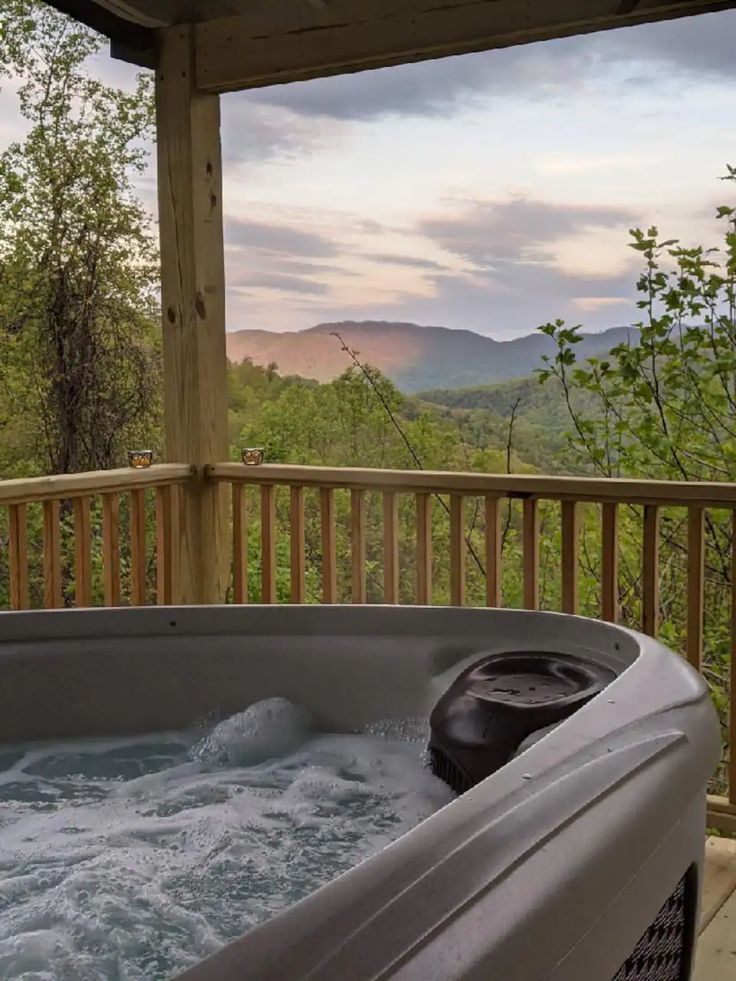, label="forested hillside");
[226,321,635,391]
